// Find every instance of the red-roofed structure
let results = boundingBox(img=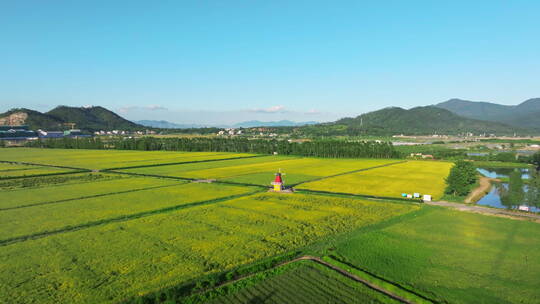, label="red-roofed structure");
[271,172,284,191]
